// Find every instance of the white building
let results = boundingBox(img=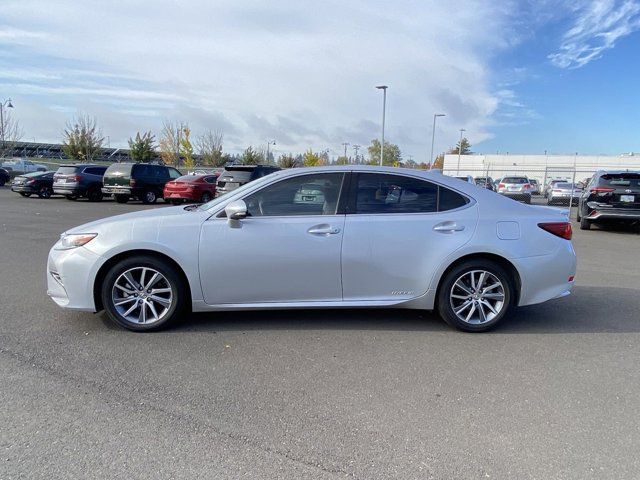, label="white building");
[442,154,640,185]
